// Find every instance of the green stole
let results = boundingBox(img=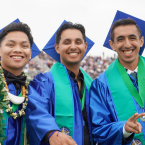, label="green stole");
[1,91,26,145]
[50,62,92,138]
[106,56,145,143]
